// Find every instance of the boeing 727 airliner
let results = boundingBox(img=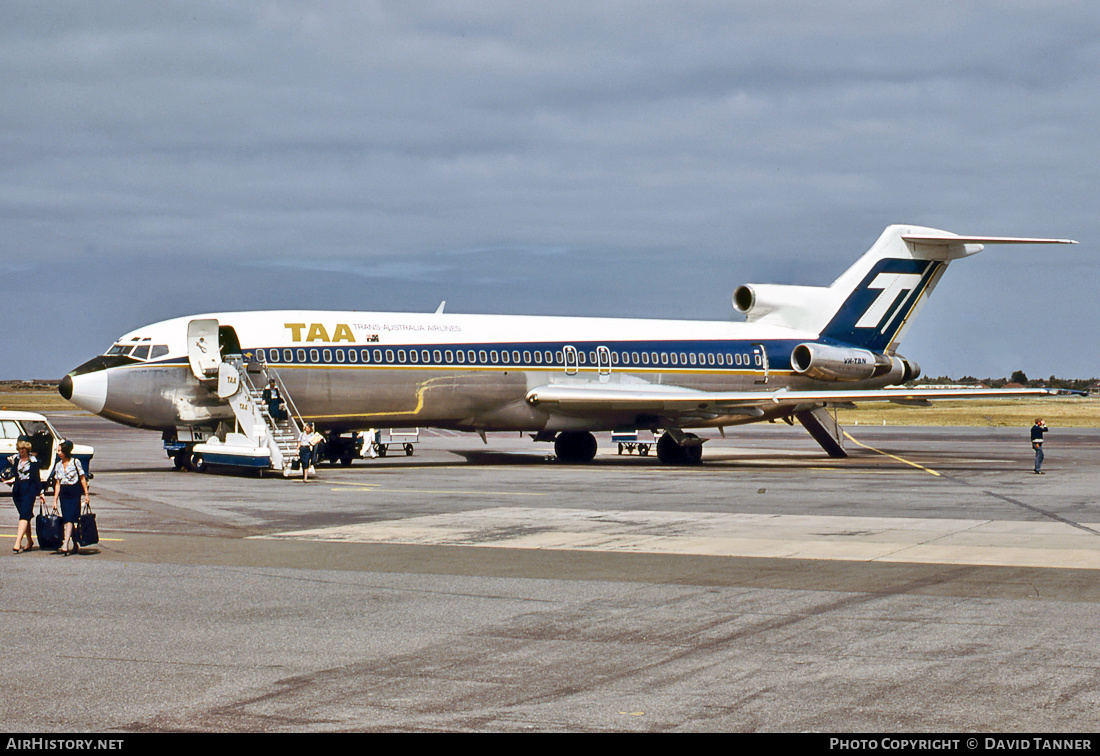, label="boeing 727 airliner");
[59,225,1075,471]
